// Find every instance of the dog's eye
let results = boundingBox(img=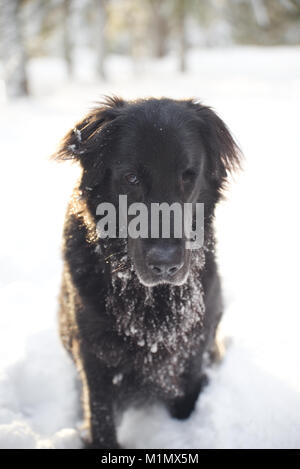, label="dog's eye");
[182,169,196,183]
[124,173,140,185]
